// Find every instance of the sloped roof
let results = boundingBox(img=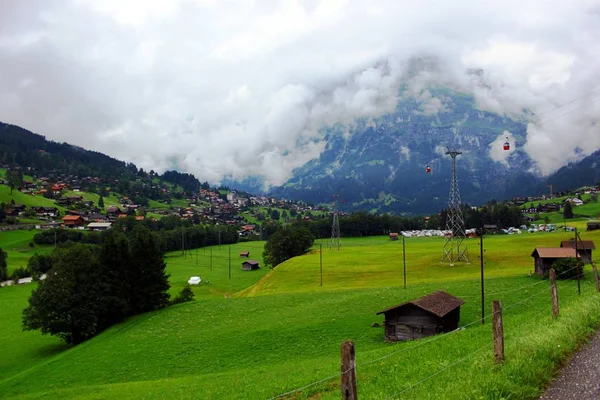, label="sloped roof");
[531,247,577,258]
[62,215,83,221]
[242,260,259,265]
[560,240,596,250]
[377,291,465,317]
